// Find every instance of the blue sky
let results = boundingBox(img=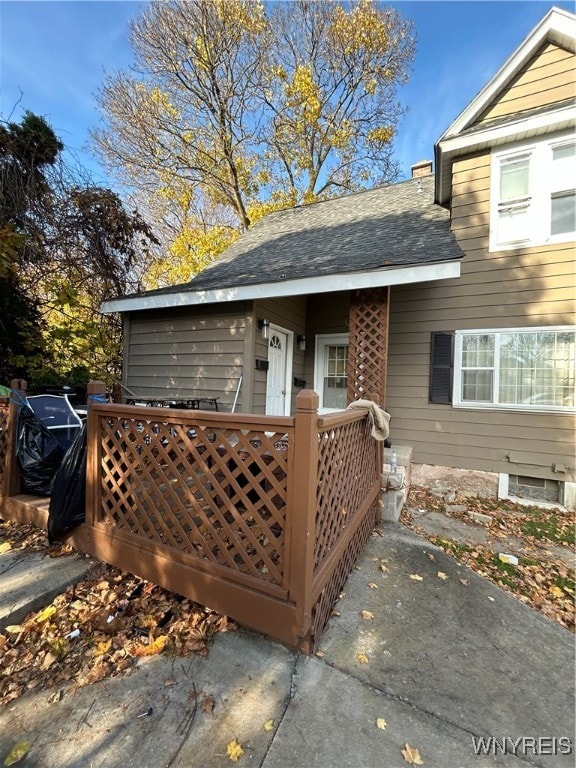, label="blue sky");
[1,0,573,187]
